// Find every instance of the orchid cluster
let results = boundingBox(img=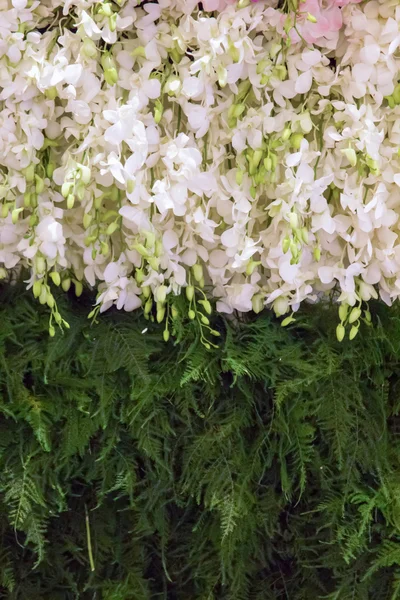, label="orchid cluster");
[0,0,399,340]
